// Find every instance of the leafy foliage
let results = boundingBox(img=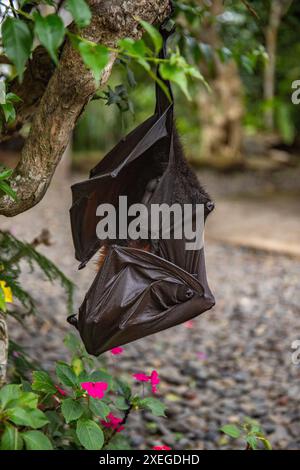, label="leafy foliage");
[77,42,109,84]
[2,17,33,81]
[33,13,65,64]
[65,0,92,29]
[0,384,51,450]
[0,2,202,125]
[0,230,74,317]
[220,417,272,450]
